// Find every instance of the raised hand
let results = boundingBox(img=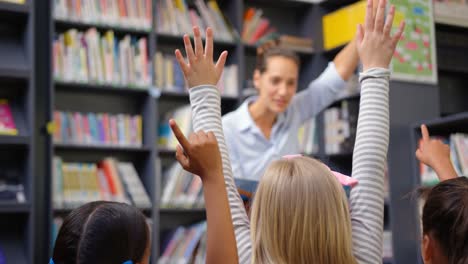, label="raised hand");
[169,119,223,182]
[175,27,228,88]
[416,124,458,181]
[356,0,405,71]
